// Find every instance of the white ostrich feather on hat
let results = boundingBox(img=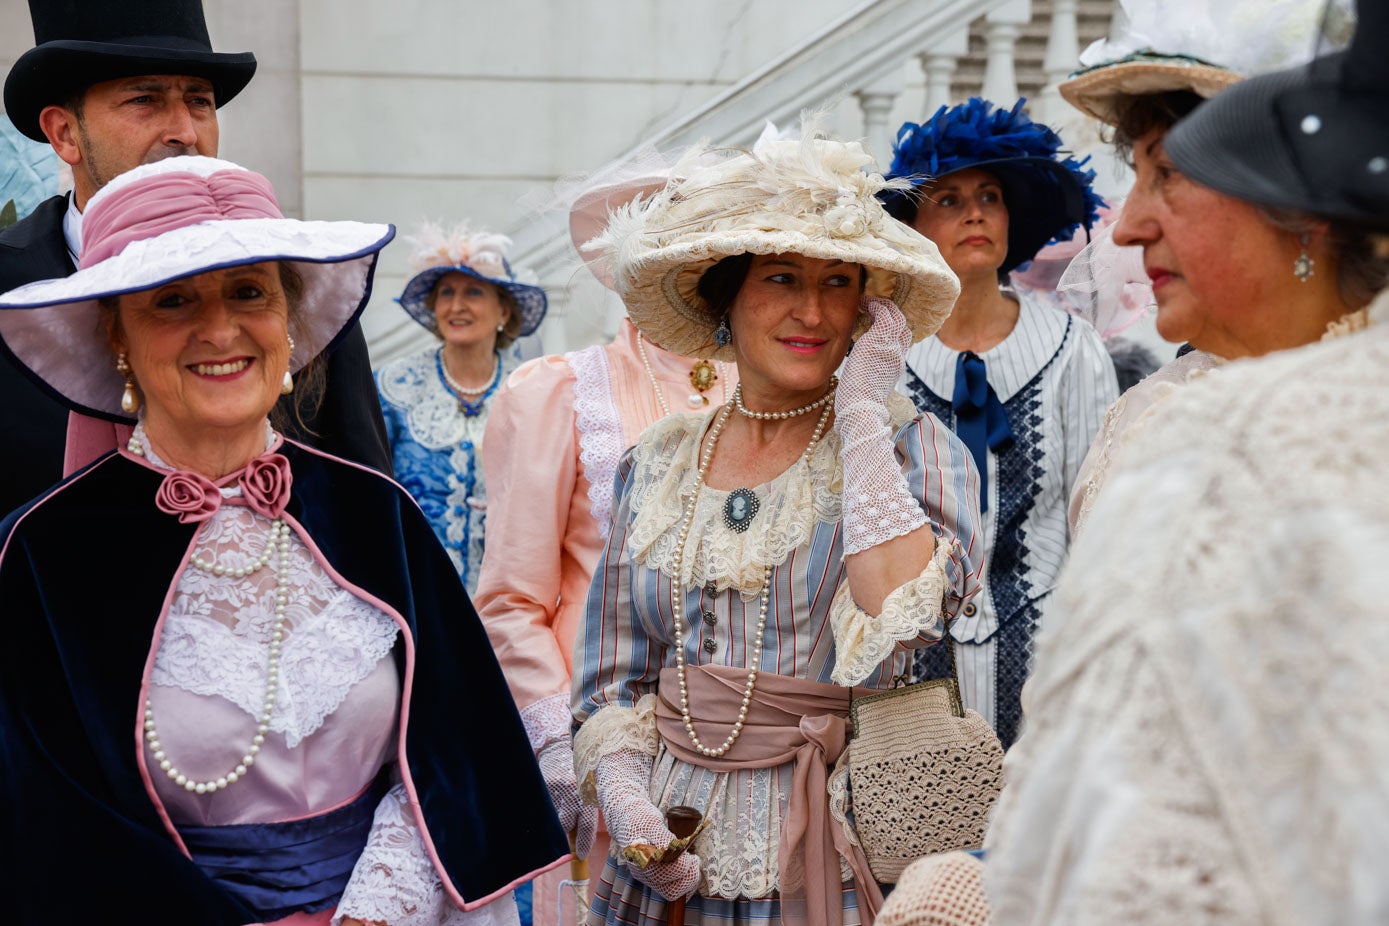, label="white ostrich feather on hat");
[405,221,512,275]
[582,114,956,360]
[1080,0,1327,74]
